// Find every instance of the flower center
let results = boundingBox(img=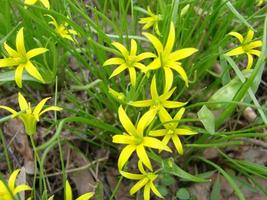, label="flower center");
[167,129,175,135]
[135,136,143,145]
[151,99,161,110]
[20,56,28,64]
[126,55,137,67]
[147,173,157,181]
